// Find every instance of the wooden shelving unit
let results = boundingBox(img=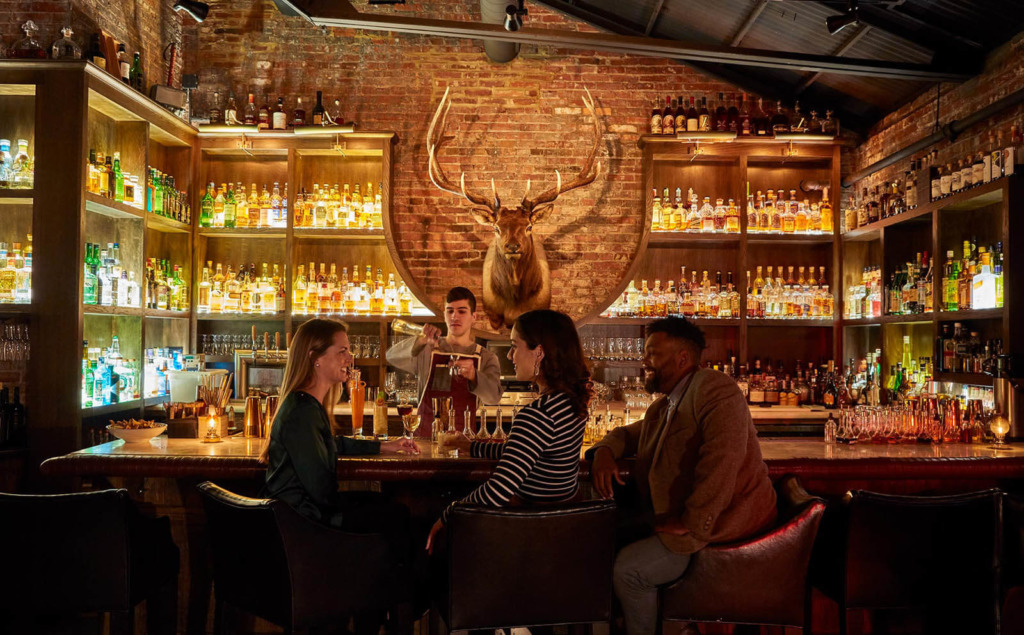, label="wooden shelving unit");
[583,137,841,383]
[840,174,1021,389]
